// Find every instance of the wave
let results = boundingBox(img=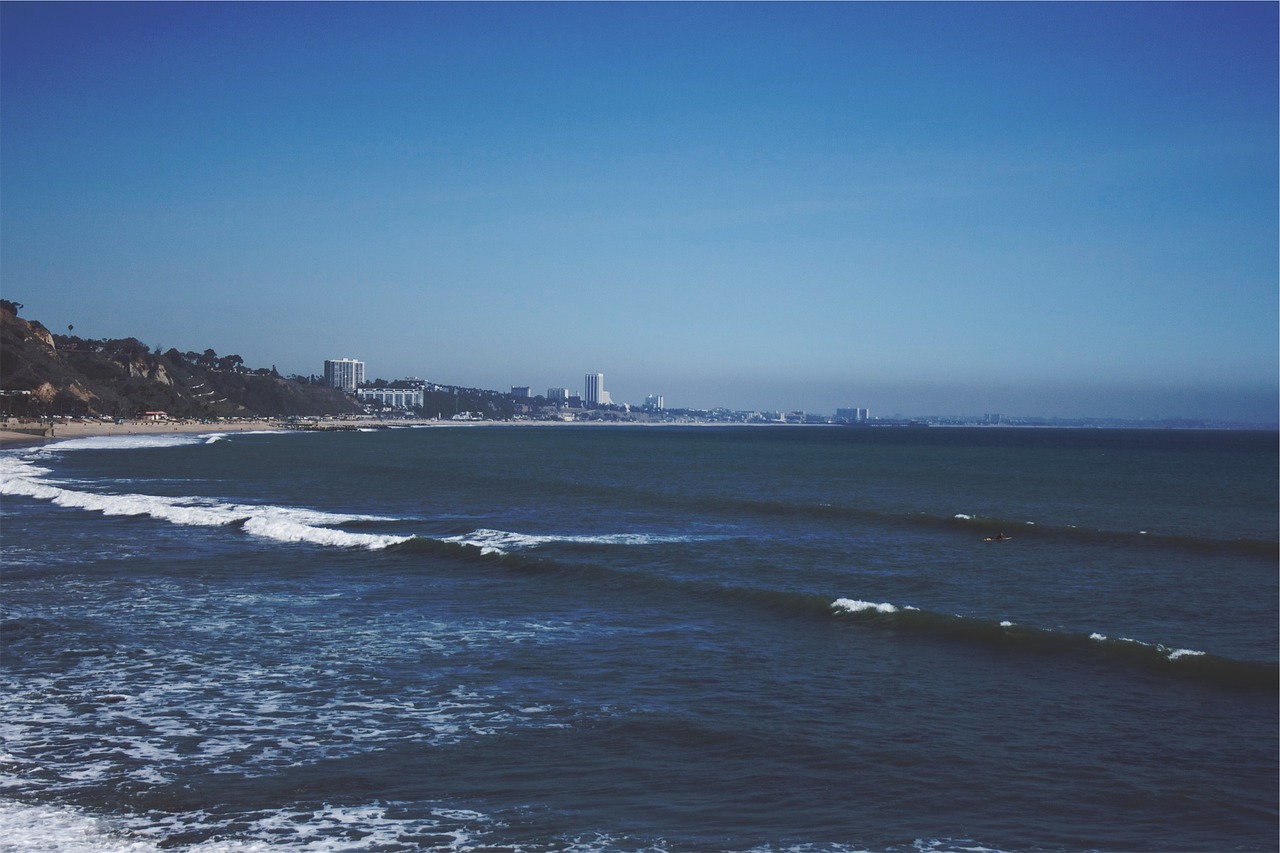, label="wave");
[2,457,714,556]
[438,527,723,555]
[609,485,1278,558]
[0,796,994,853]
[36,433,217,452]
[1,454,409,551]
[830,597,1277,691]
[0,796,515,853]
[390,532,1279,693]
[948,512,1277,558]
